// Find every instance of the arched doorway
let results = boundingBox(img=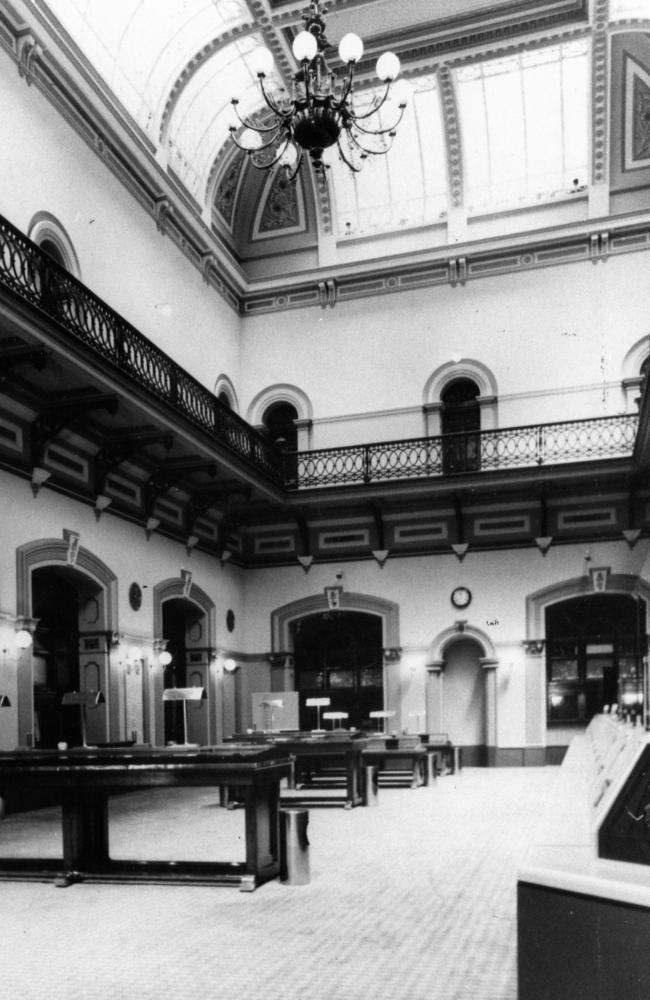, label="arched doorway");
[153,579,216,747]
[292,611,384,730]
[31,564,111,747]
[442,637,487,765]
[441,377,480,473]
[161,597,212,745]
[546,594,646,725]
[263,401,298,450]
